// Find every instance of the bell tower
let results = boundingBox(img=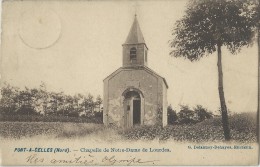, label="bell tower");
[122,15,148,67]
[103,15,168,128]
